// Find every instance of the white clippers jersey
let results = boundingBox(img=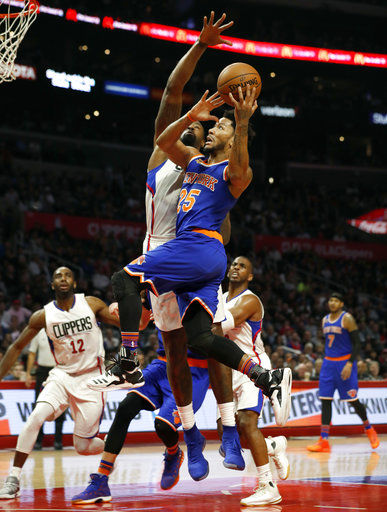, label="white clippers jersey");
[143,159,185,252]
[224,289,265,358]
[44,293,104,374]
